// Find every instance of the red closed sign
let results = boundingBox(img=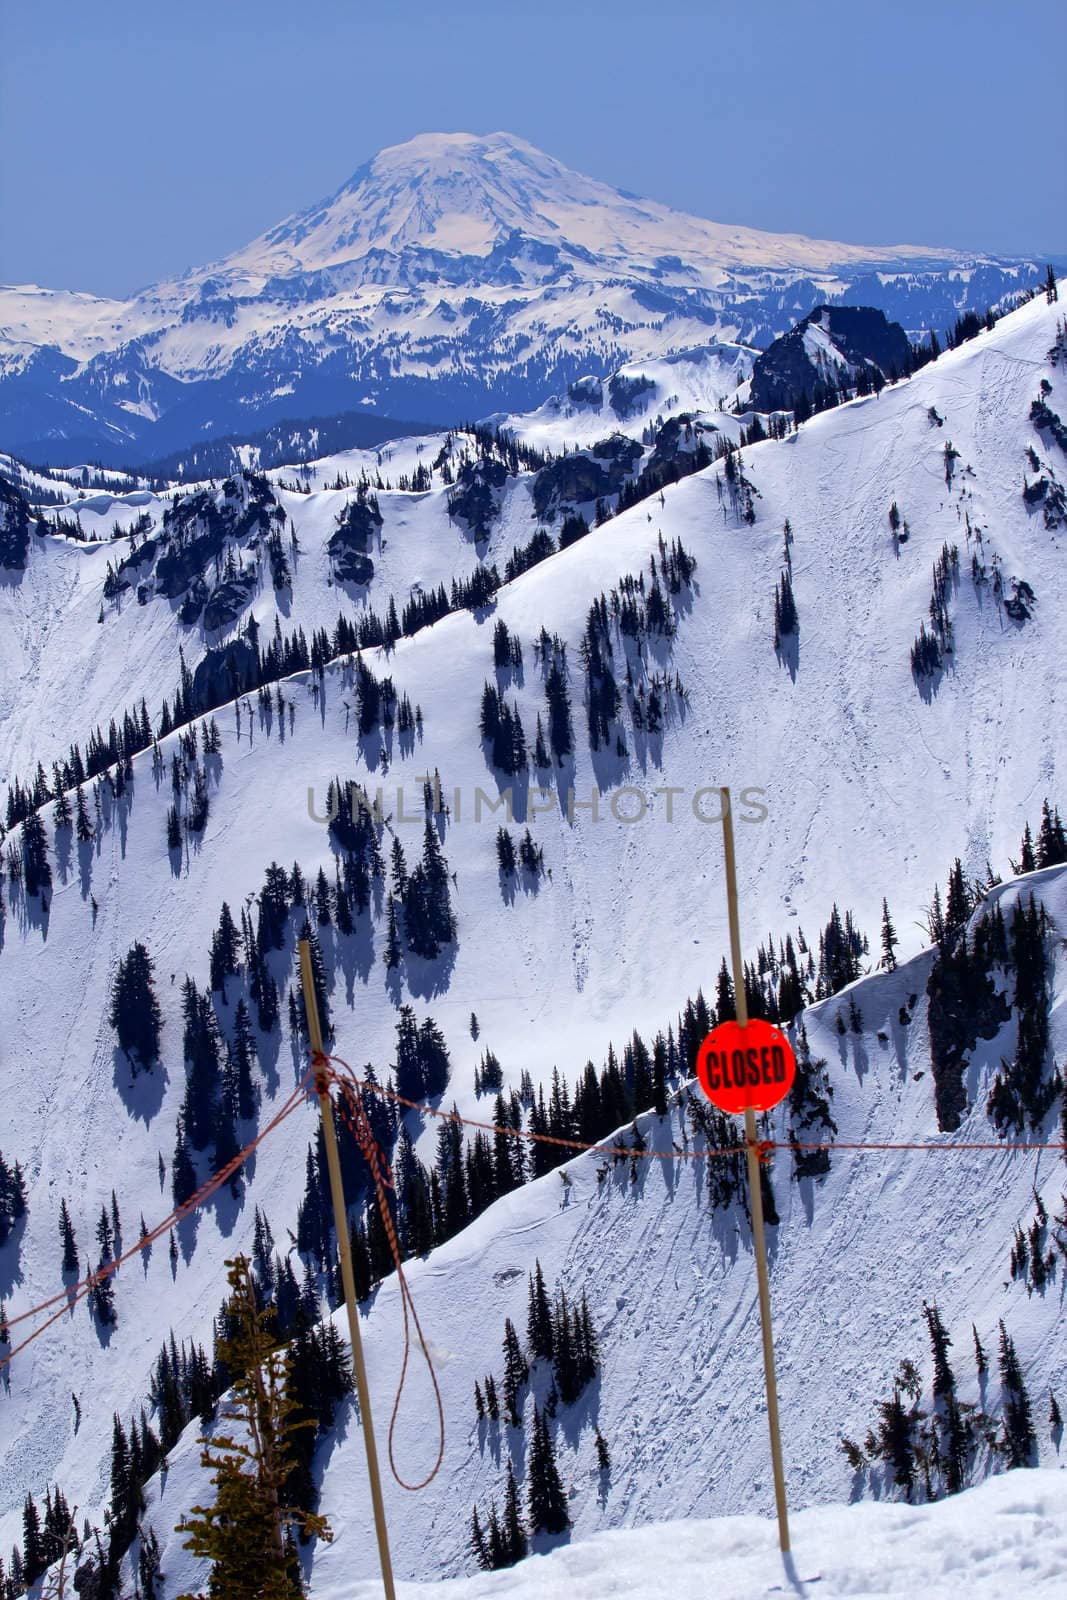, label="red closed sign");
[696,1019,796,1114]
